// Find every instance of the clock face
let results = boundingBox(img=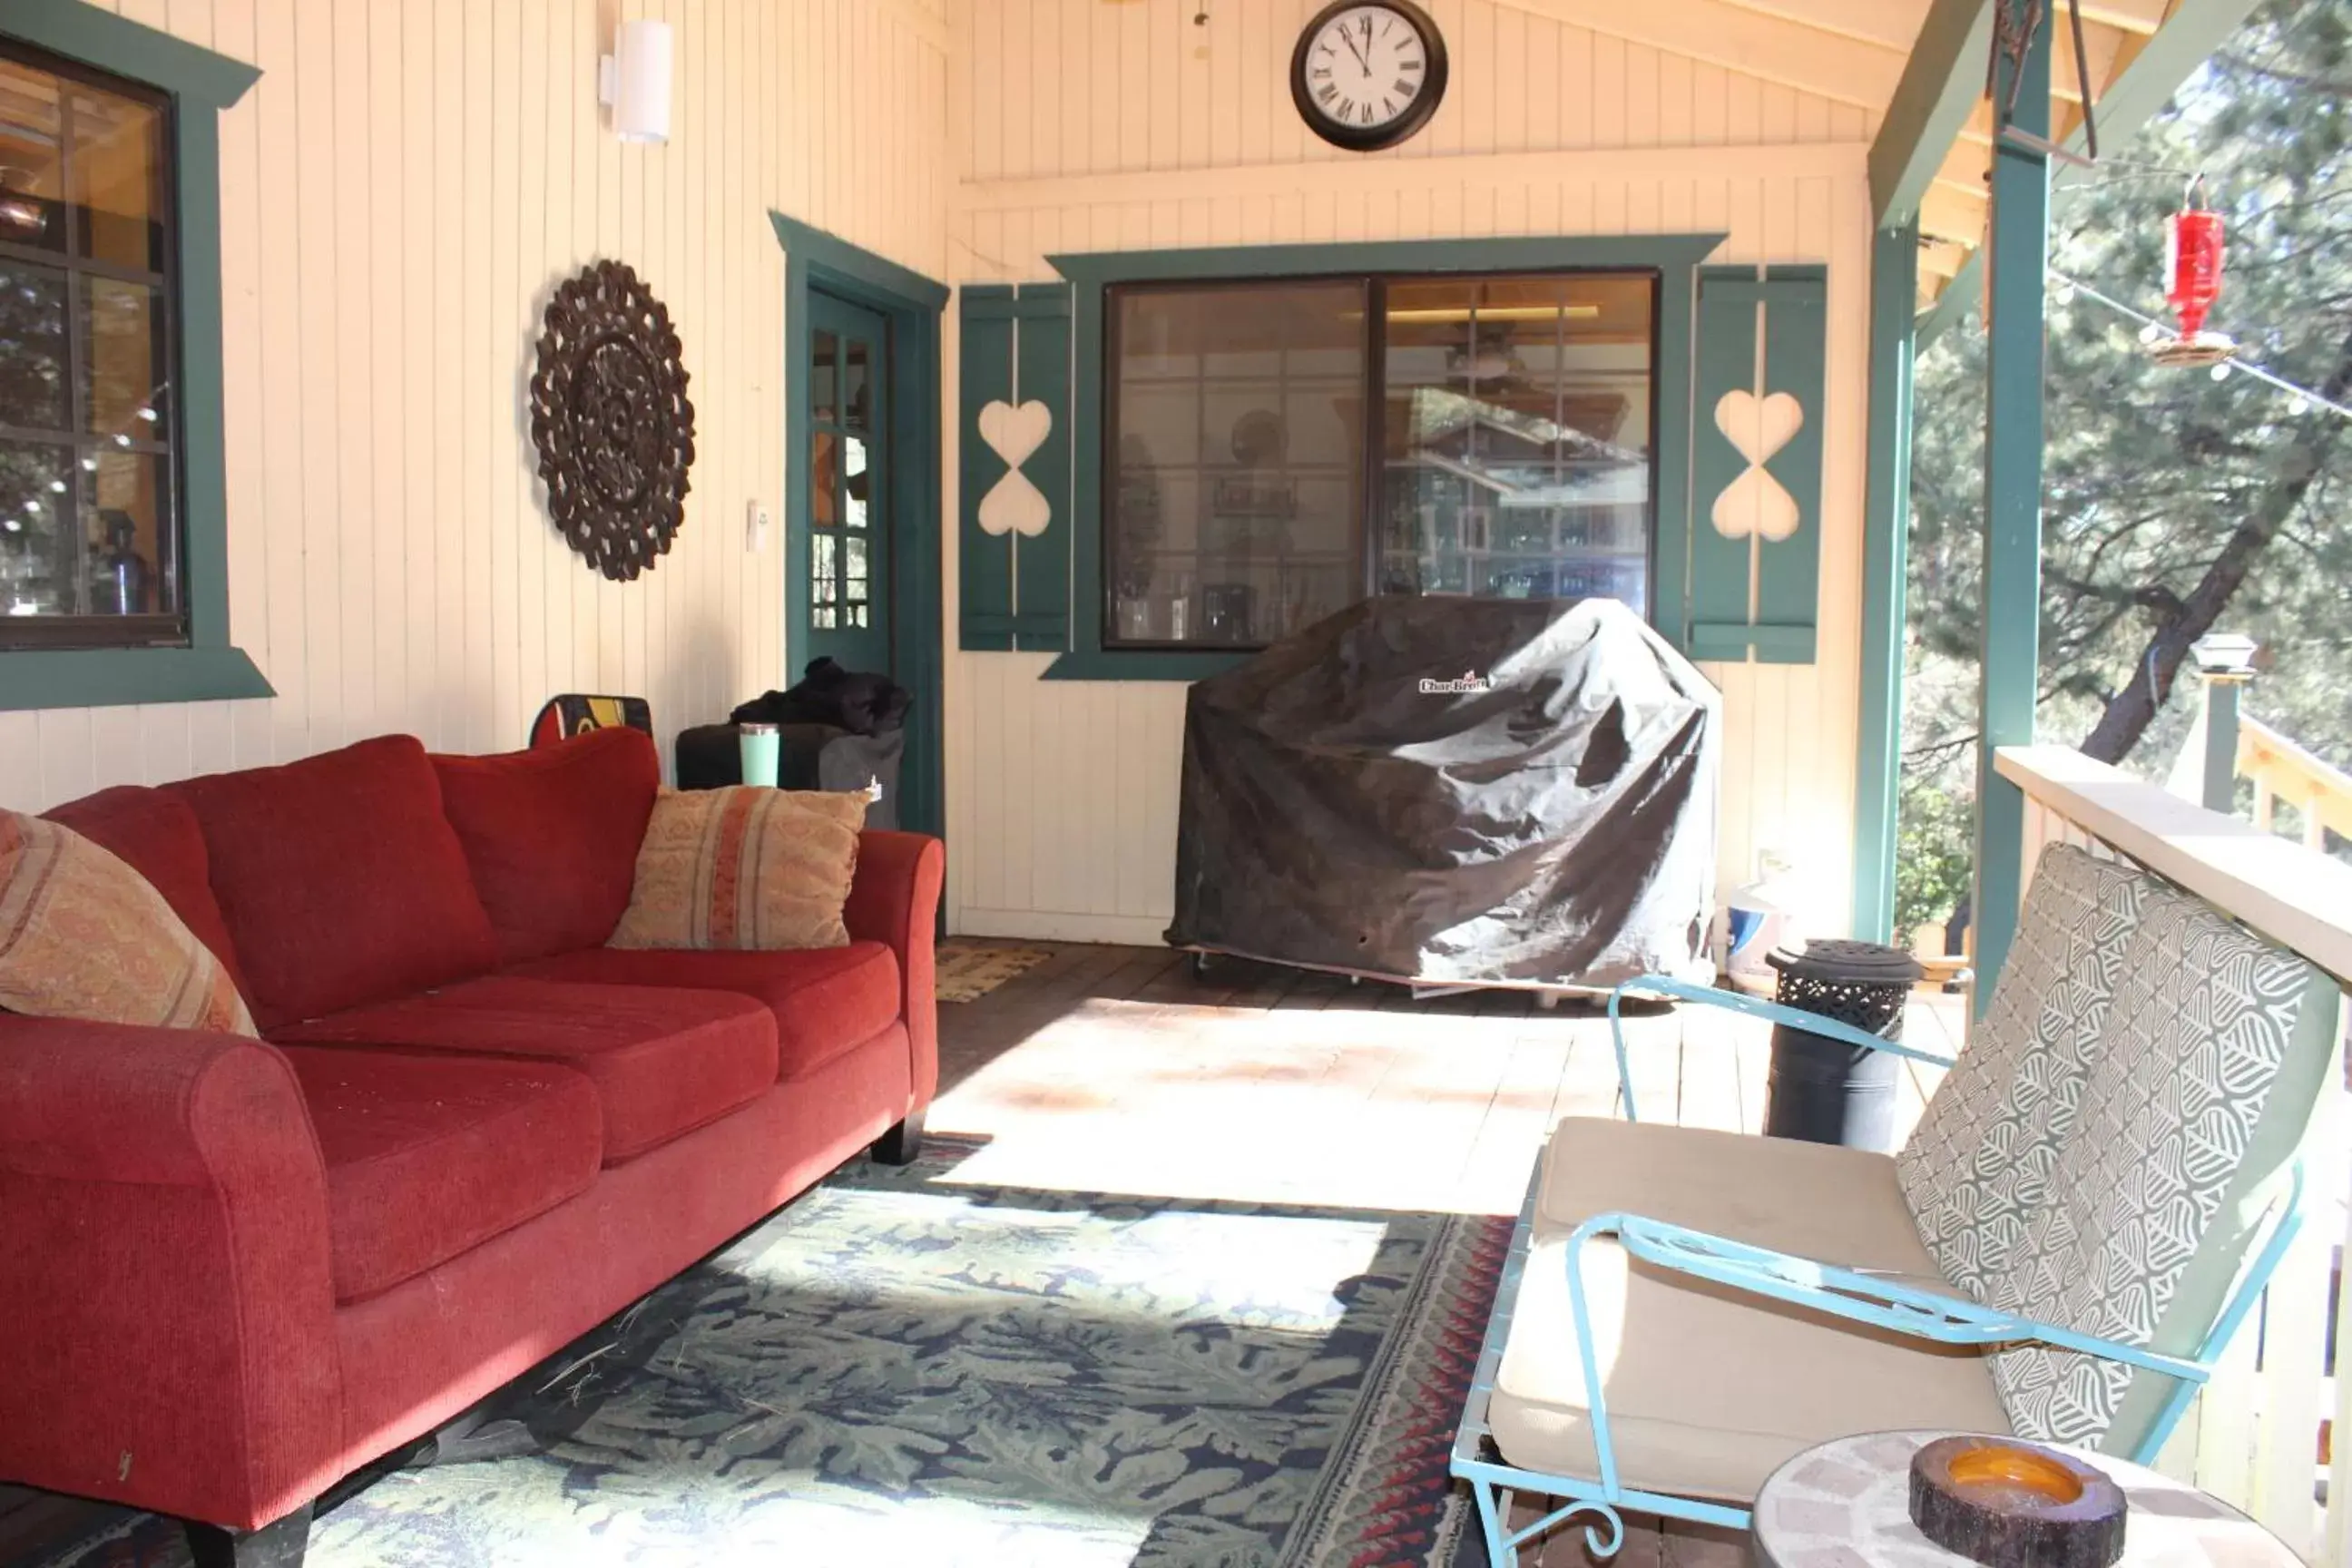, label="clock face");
[1290,0,1449,152]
